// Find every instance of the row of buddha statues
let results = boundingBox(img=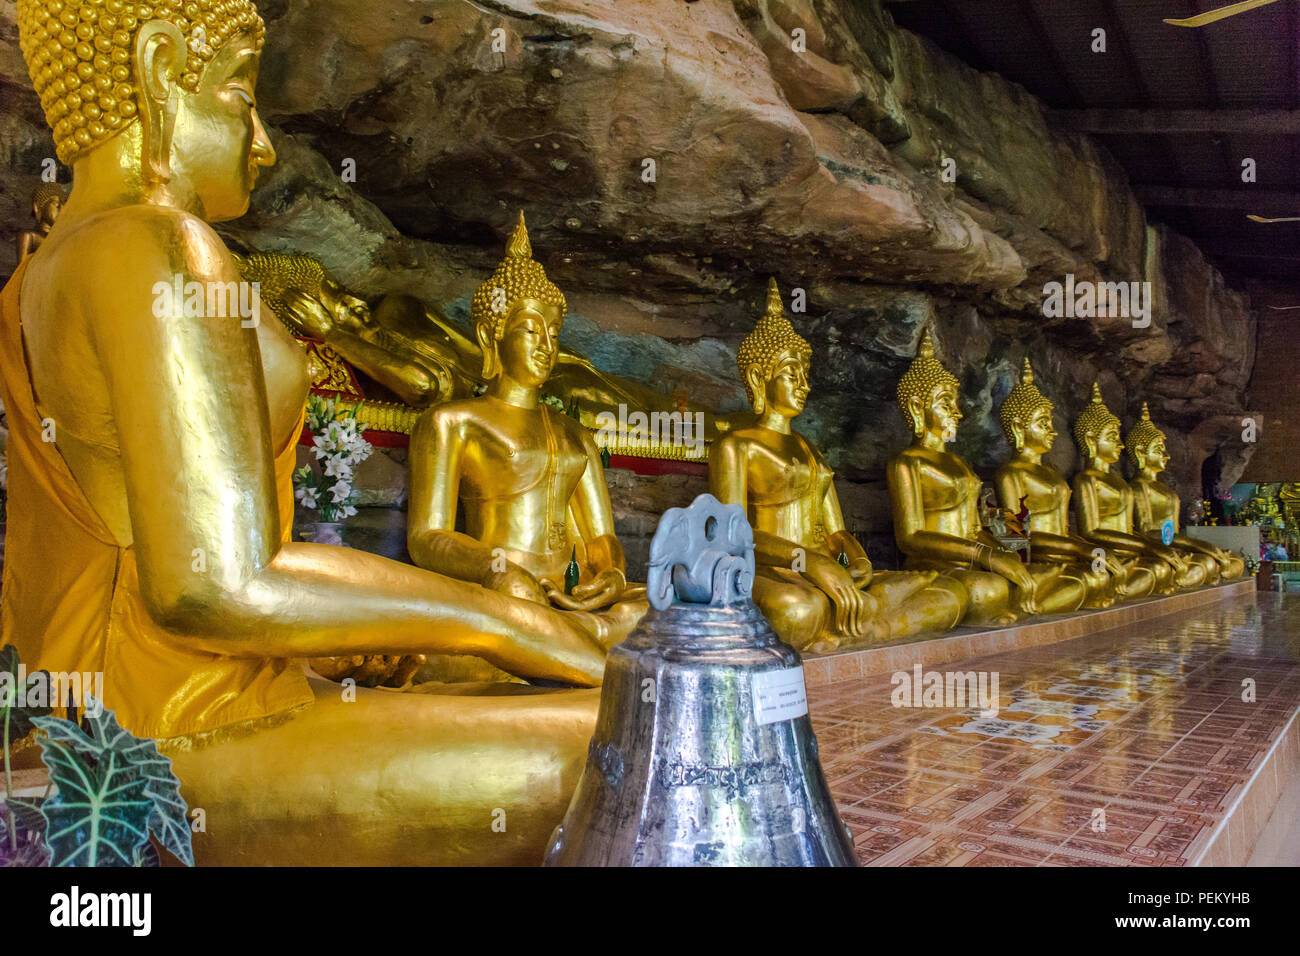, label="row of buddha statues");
[256,213,1244,670]
[0,0,1243,865]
